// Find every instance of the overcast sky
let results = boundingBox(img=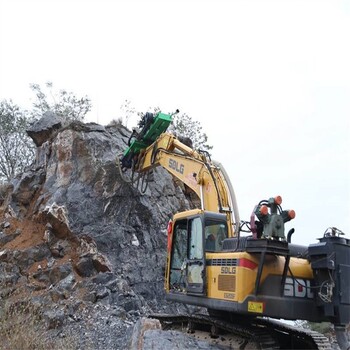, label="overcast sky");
[0,0,349,245]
